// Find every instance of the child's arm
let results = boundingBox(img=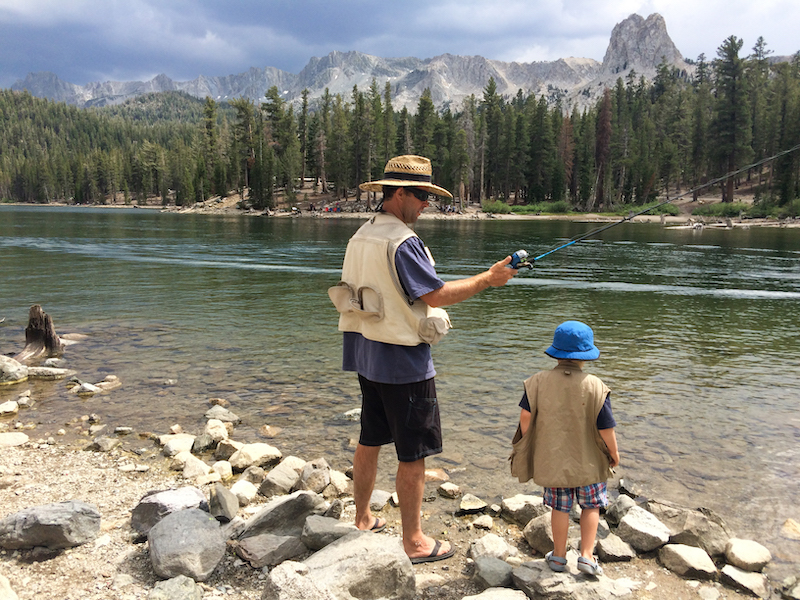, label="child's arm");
[599,427,619,468]
[519,408,532,435]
